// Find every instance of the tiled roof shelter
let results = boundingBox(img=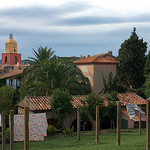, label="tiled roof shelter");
[17,95,87,111]
[118,92,146,106]
[17,92,146,111]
